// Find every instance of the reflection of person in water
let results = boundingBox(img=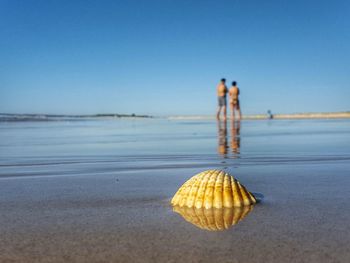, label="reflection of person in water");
[217,120,228,155]
[230,119,241,154]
